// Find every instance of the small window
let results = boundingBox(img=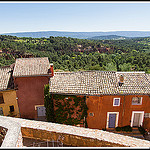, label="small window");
[132,97,142,105]
[89,112,94,116]
[113,98,120,106]
[9,105,14,112]
[0,93,4,104]
[144,113,150,118]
